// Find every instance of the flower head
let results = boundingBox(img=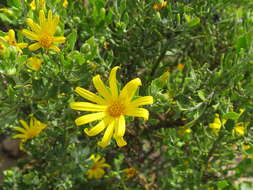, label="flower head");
[12,117,47,144]
[209,114,226,134]
[0,29,28,52]
[153,1,167,11]
[70,66,153,148]
[27,57,42,70]
[123,168,138,179]
[22,10,65,52]
[232,122,246,136]
[63,0,68,8]
[86,155,110,179]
